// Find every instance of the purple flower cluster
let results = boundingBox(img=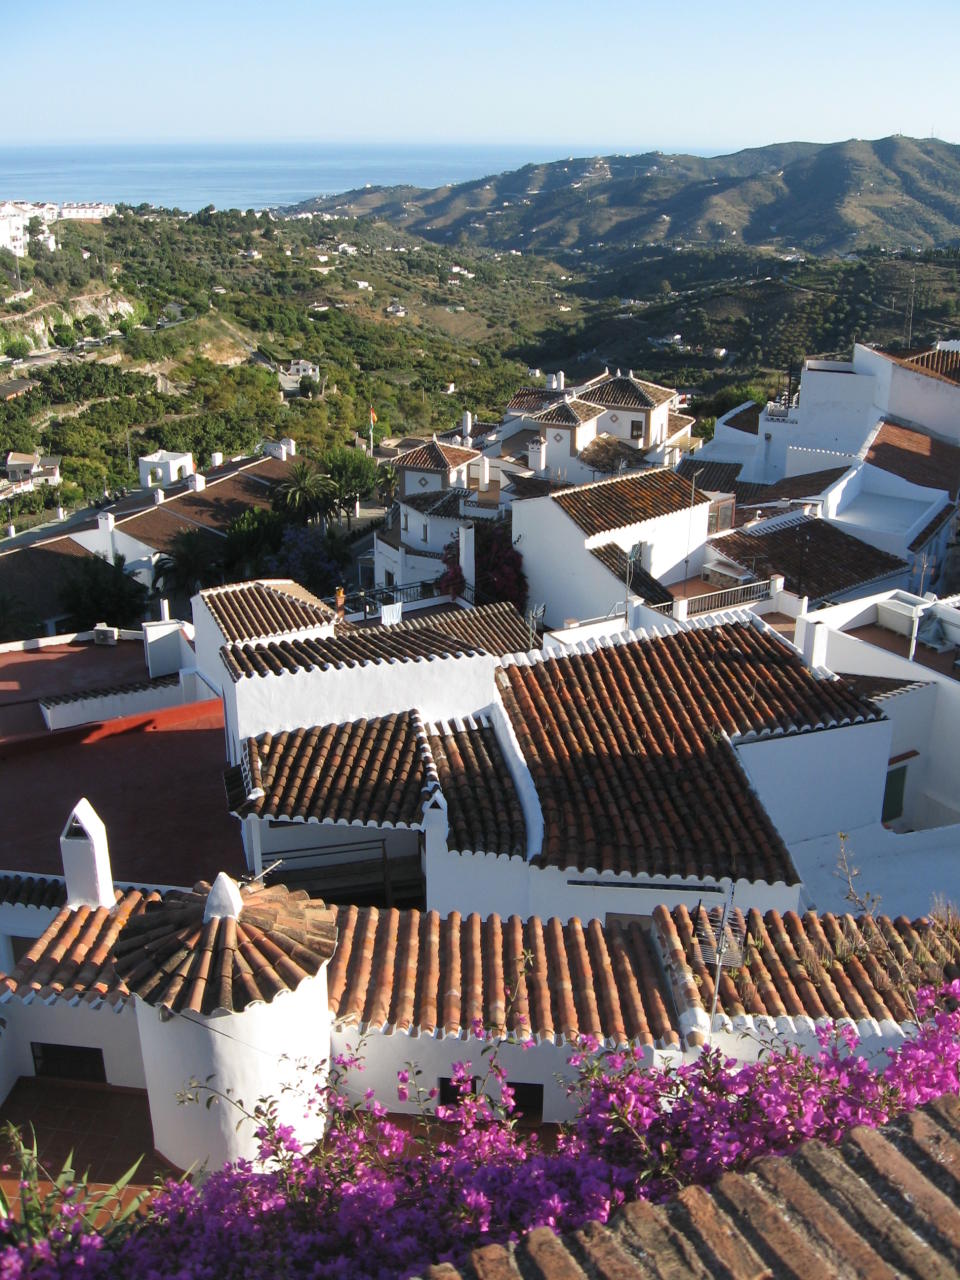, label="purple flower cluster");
[3,983,960,1279]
